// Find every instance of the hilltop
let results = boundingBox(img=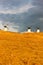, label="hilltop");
[0,31,43,65]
